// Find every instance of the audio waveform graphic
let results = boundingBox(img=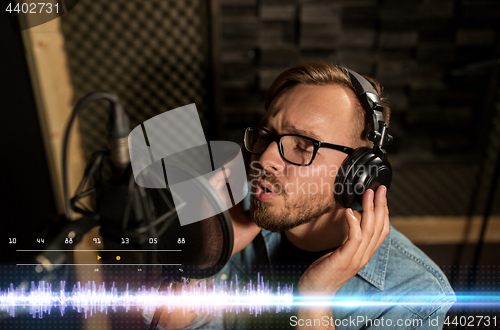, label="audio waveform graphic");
[1,277,499,319]
[0,274,293,318]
